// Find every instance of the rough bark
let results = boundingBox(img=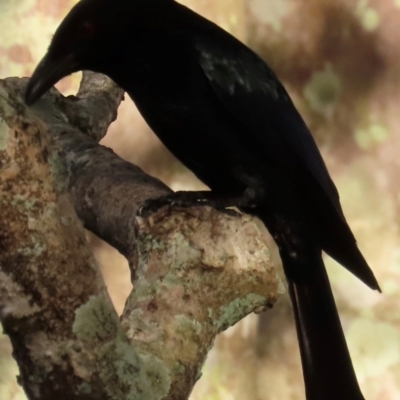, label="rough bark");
[0,73,282,400]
